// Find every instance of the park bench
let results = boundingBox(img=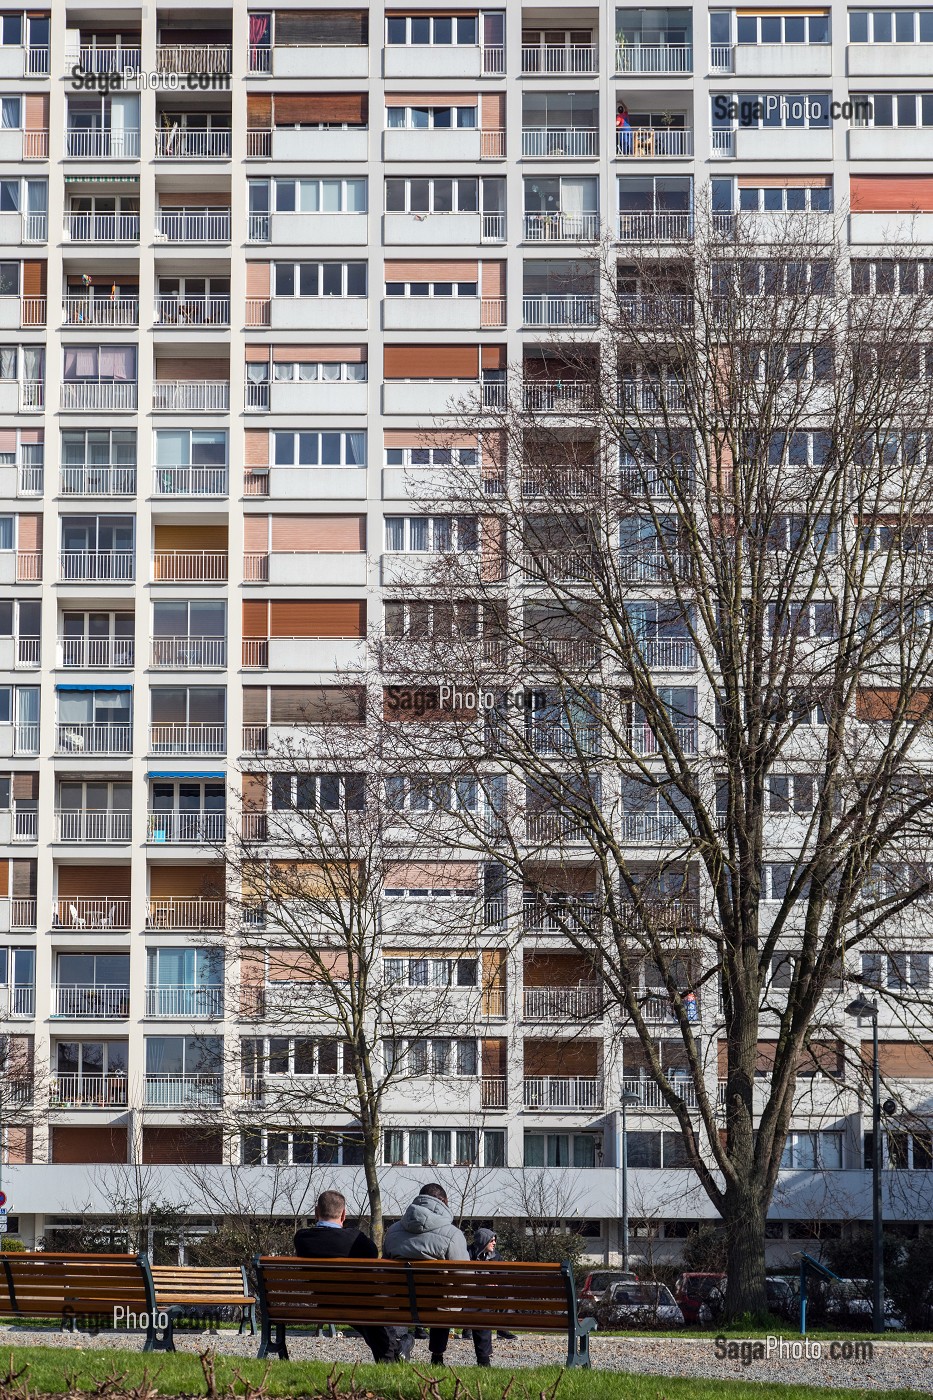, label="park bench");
[253,1256,594,1367]
[151,1264,256,1338]
[0,1252,172,1350]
